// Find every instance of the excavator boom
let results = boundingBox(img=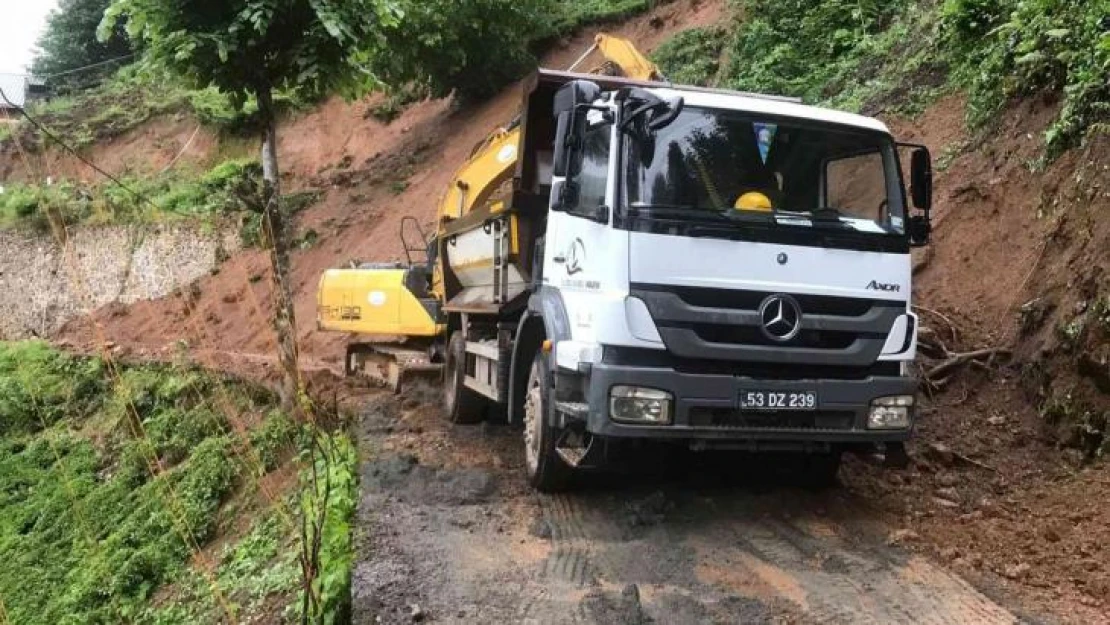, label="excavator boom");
[437,34,661,227]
